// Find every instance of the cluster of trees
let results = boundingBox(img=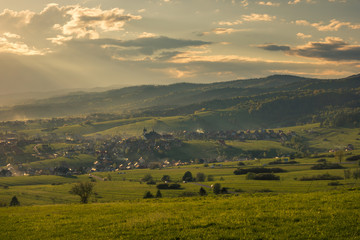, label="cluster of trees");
[234,167,285,175]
